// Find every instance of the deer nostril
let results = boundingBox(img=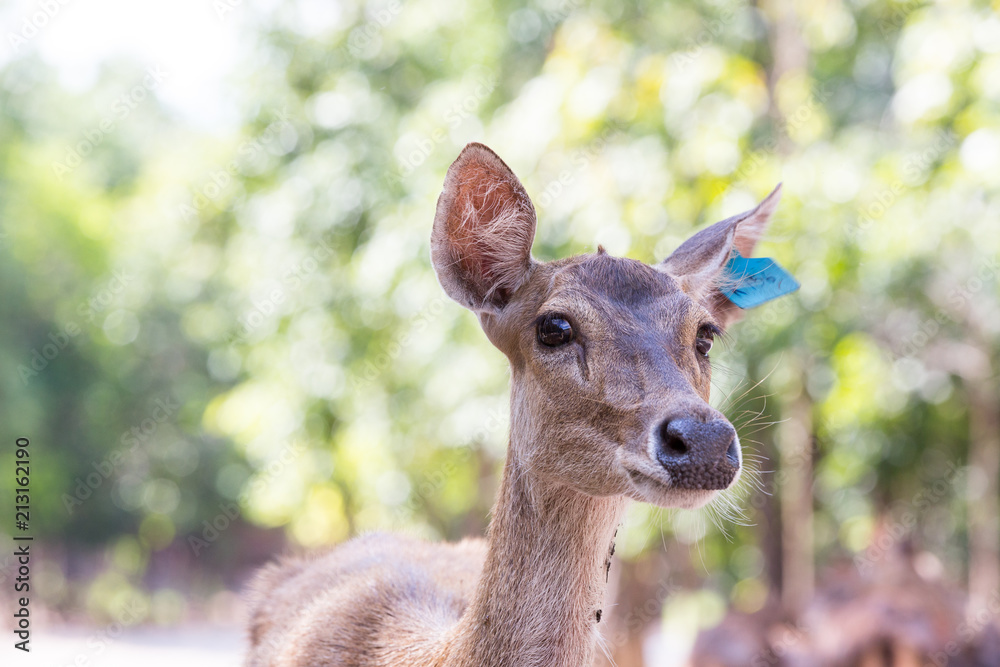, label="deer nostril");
[726,437,739,466]
[657,420,690,464]
[656,417,738,465]
[665,432,688,456]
